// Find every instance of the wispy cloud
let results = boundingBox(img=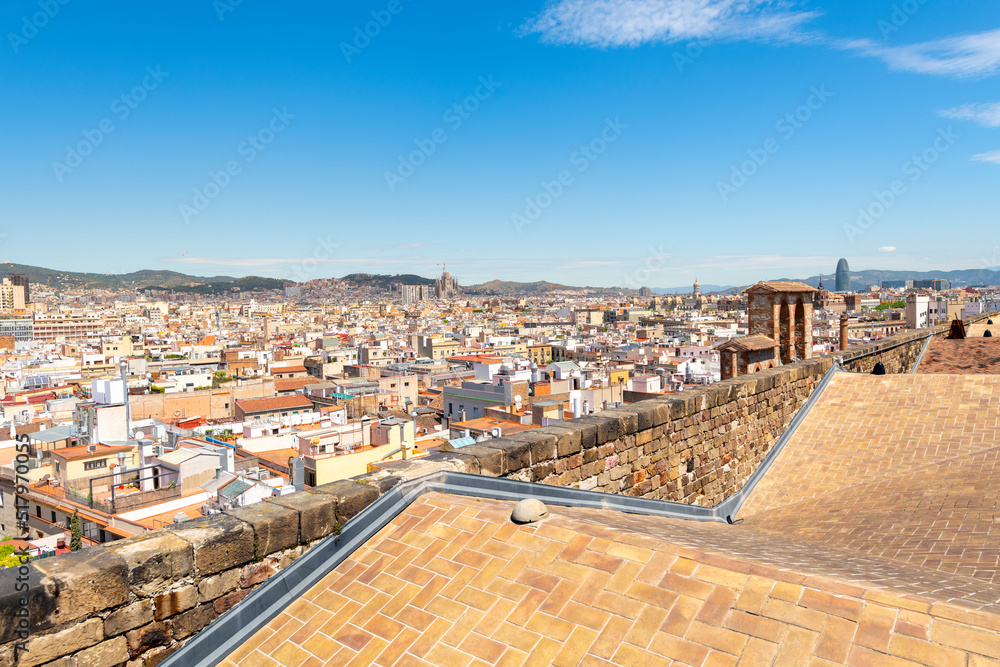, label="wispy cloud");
[684,254,833,271]
[839,28,1000,78]
[877,246,896,253]
[168,256,416,267]
[522,0,820,48]
[523,3,1000,80]
[940,102,1000,127]
[972,150,1000,164]
[361,242,426,252]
